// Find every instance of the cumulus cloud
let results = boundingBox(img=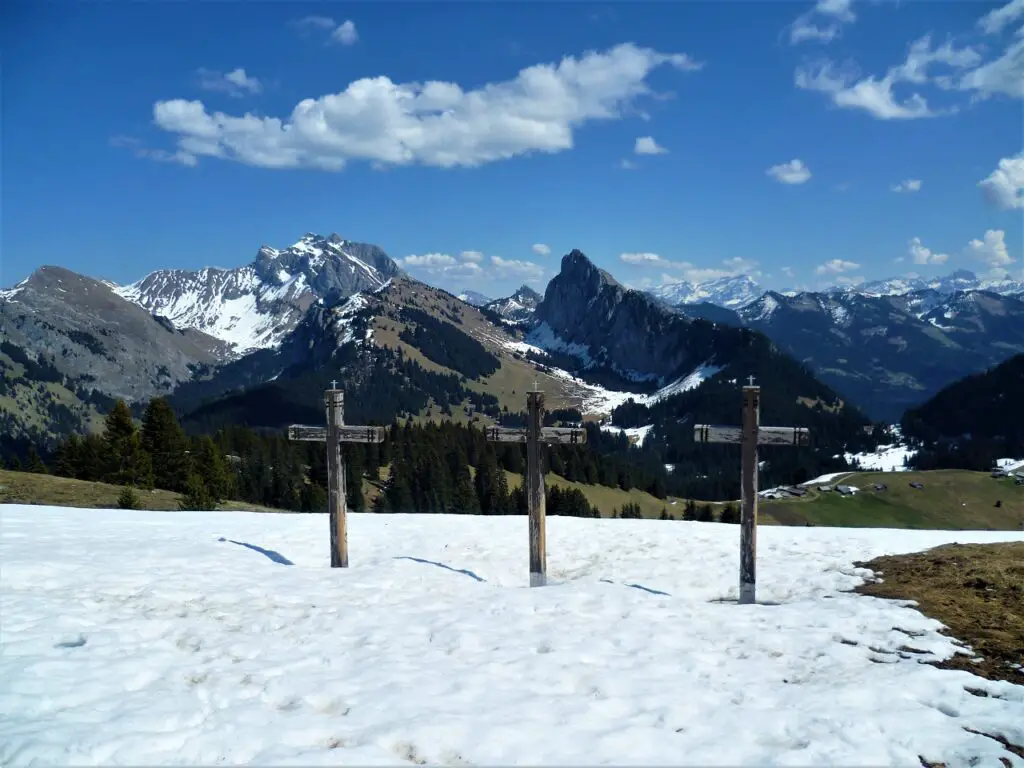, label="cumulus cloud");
[634,136,668,155]
[815,258,860,275]
[957,36,1024,99]
[766,159,812,184]
[460,250,484,263]
[147,43,702,171]
[979,152,1024,209]
[966,229,1015,276]
[197,67,262,97]
[796,36,981,119]
[531,243,552,256]
[978,0,1024,35]
[292,16,358,45]
[619,158,639,170]
[789,0,856,45]
[892,179,922,193]
[908,237,950,265]
[490,256,545,282]
[401,253,458,269]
